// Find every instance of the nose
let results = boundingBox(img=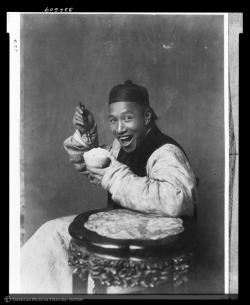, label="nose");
[116,120,125,134]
